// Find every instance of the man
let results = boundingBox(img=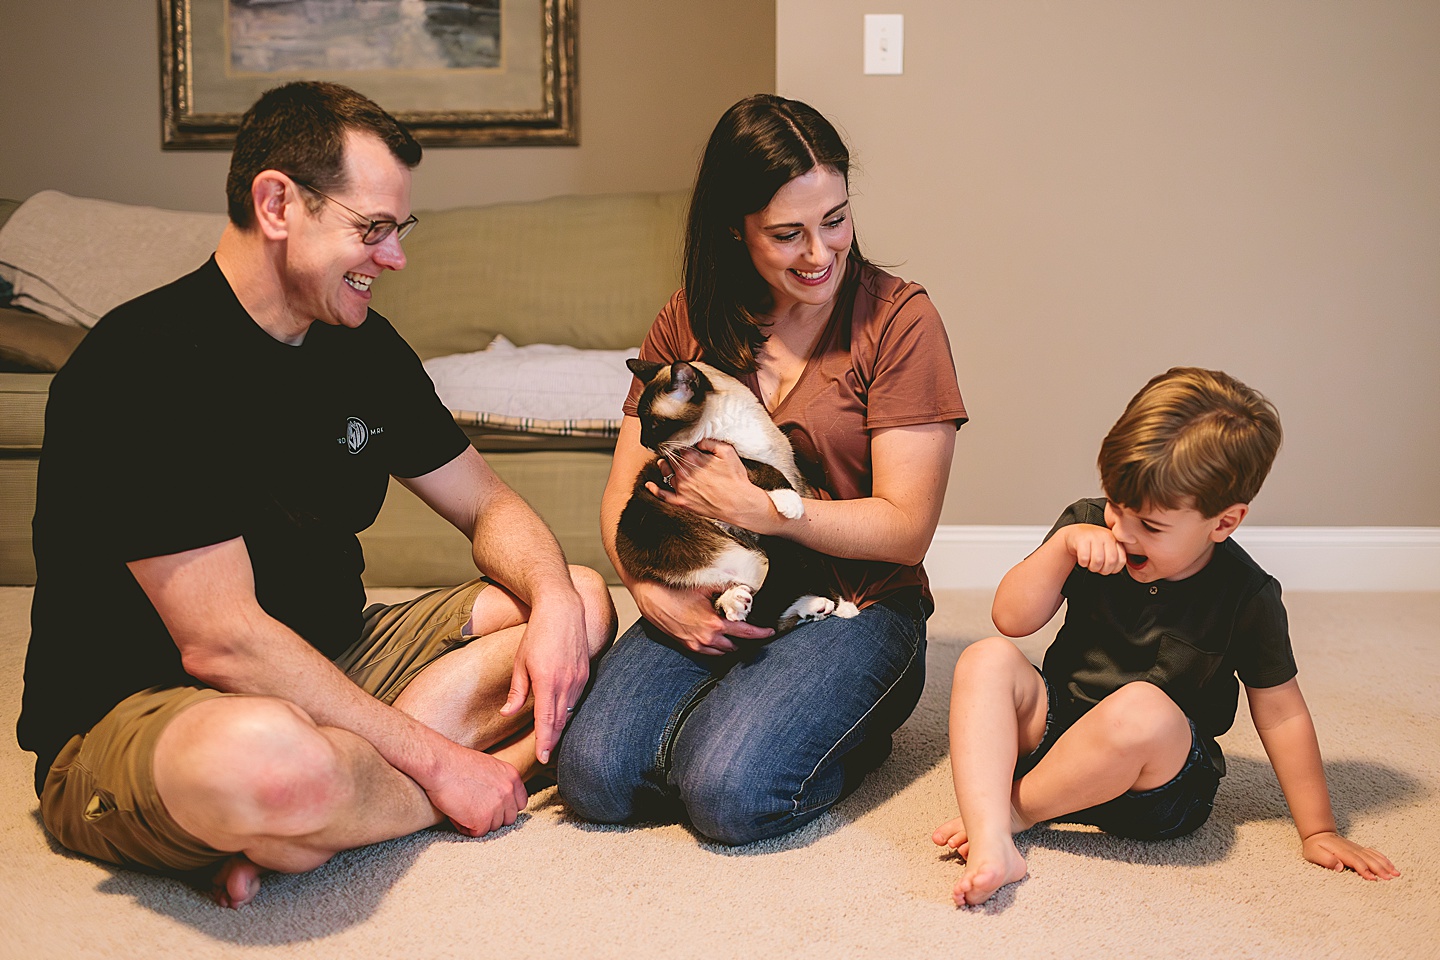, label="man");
[18,81,615,908]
